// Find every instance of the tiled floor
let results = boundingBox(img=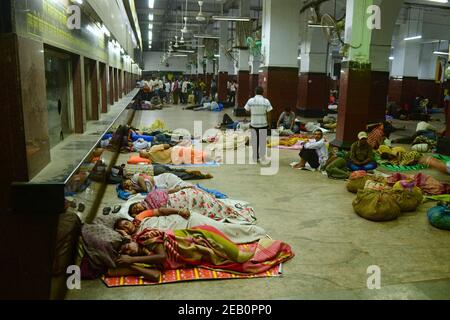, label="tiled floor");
[65,104,450,300]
